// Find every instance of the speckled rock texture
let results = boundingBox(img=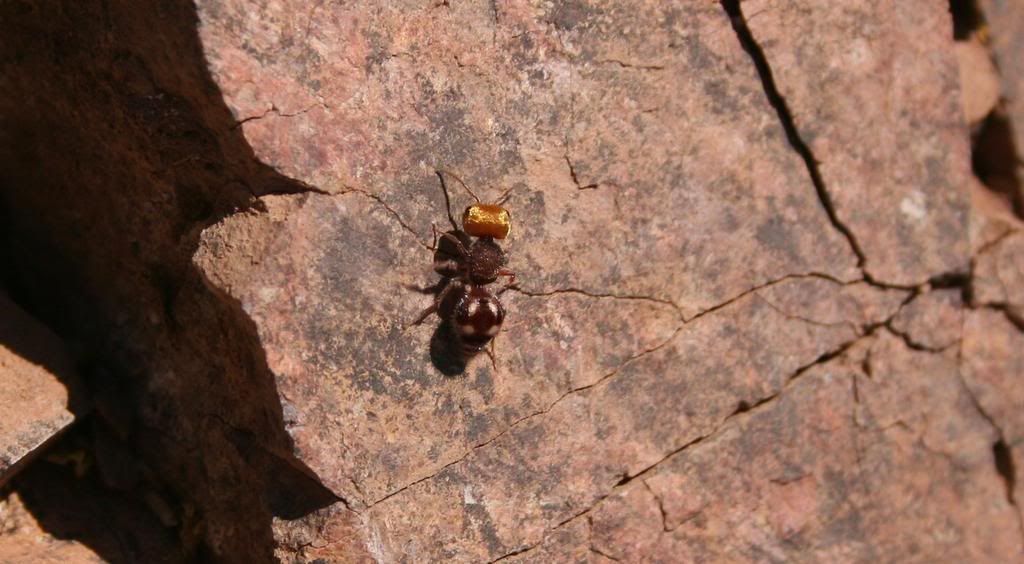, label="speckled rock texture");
[2,0,1024,562]
[740,0,971,287]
